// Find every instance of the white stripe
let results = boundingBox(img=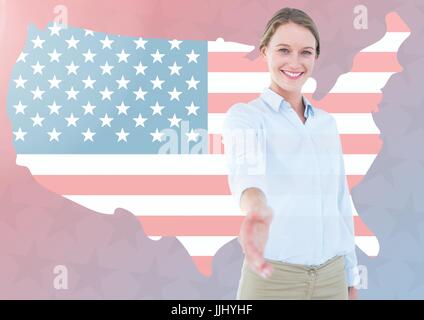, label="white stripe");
[17,154,227,175]
[329,72,395,93]
[344,154,377,175]
[360,32,410,52]
[332,113,380,134]
[148,236,163,241]
[60,194,361,217]
[17,154,376,175]
[208,113,380,135]
[355,236,379,256]
[63,195,242,215]
[208,38,255,53]
[208,72,394,93]
[177,236,238,256]
[168,236,379,257]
